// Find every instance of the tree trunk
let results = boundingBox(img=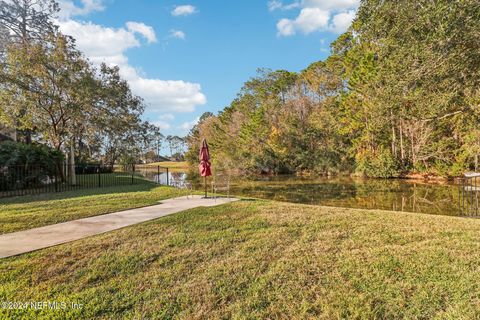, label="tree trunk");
[391,111,396,158]
[399,121,405,163]
[25,129,31,144]
[53,142,66,182]
[19,2,32,144]
[69,138,77,185]
[410,130,416,166]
